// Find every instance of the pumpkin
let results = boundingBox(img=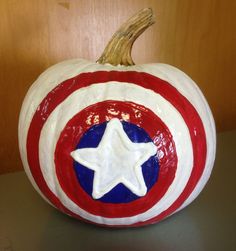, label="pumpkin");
[18,8,216,227]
